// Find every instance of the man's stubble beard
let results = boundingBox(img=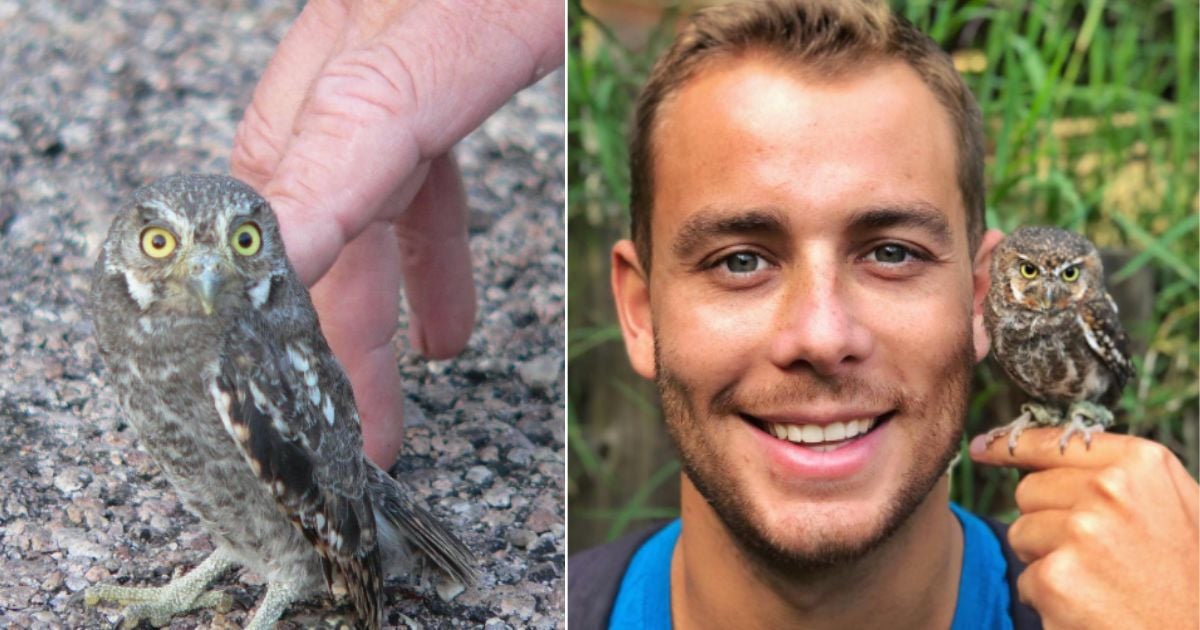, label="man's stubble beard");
[655,324,974,575]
